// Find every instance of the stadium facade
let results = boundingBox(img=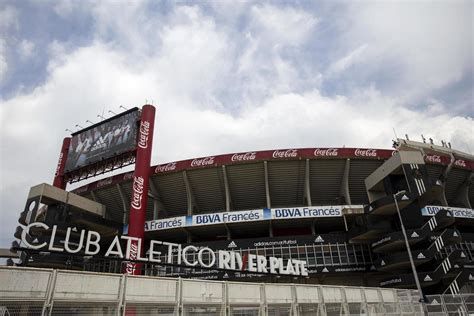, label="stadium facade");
[6,105,474,303]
